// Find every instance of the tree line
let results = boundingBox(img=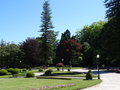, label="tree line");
[0,0,120,68]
